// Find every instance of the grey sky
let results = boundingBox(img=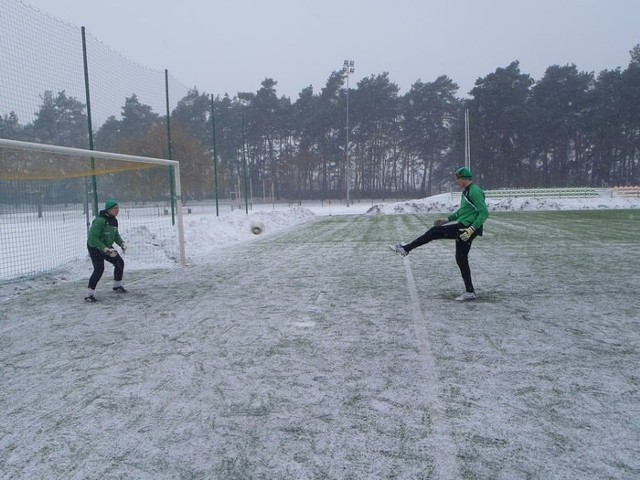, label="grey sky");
[21,0,640,99]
